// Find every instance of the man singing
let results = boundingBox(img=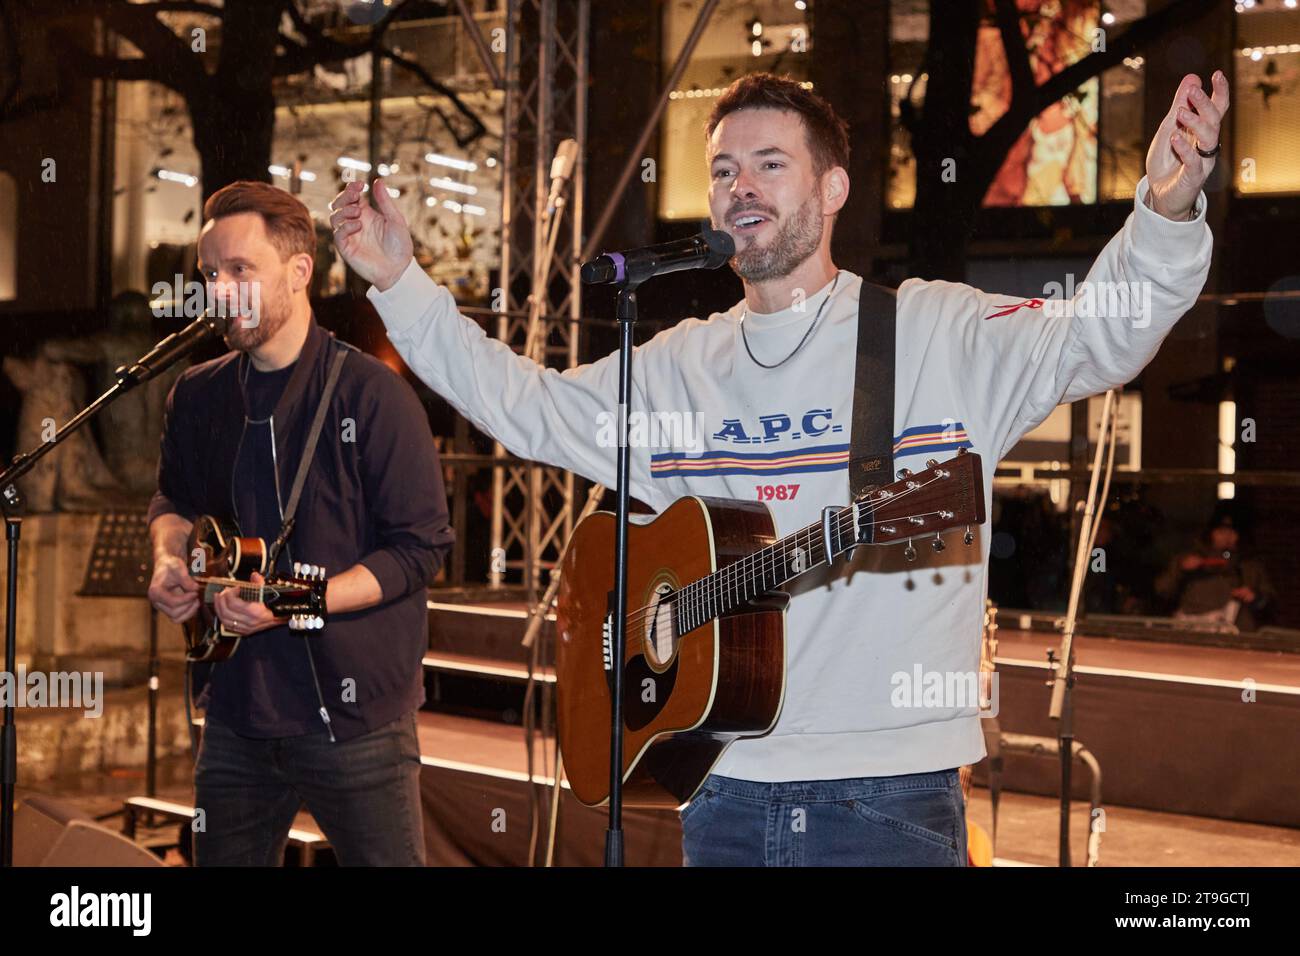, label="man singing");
[147,181,453,866]
[329,70,1227,866]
